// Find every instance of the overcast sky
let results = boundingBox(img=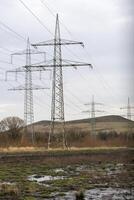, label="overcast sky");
[0,0,133,122]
